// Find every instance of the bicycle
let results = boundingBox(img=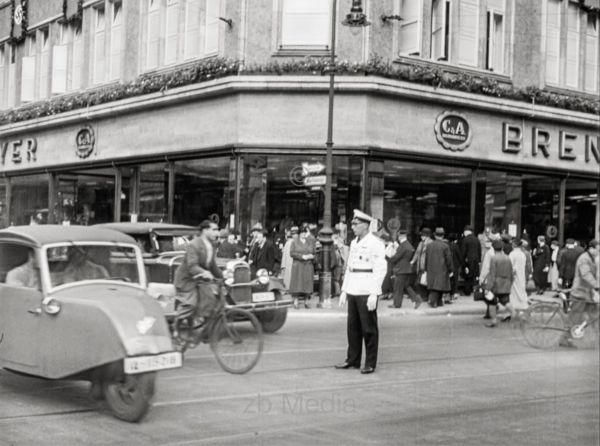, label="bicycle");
[167,279,264,374]
[520,289,599,349]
